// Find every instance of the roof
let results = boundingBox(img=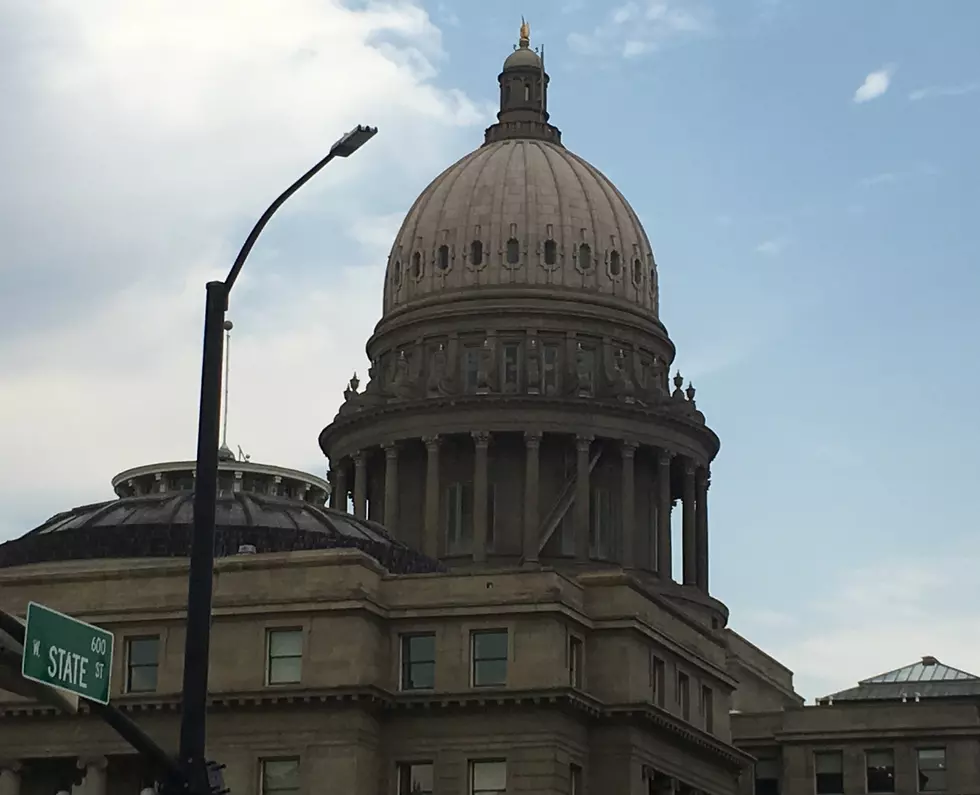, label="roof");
[0,460,442,576]
[818,657,980,703]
